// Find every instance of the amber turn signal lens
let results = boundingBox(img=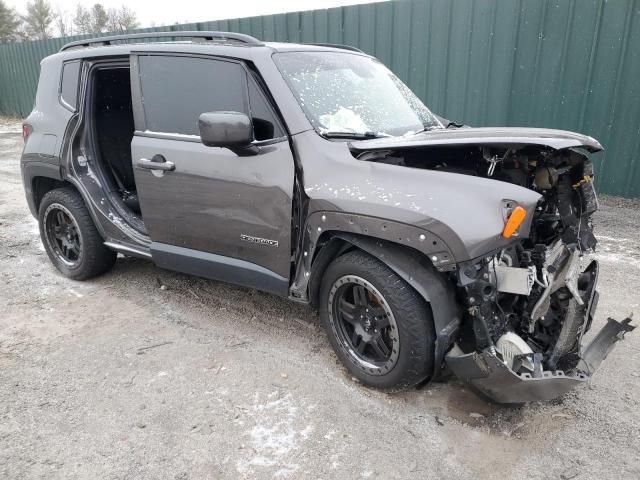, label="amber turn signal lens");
[502,206,527,239]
